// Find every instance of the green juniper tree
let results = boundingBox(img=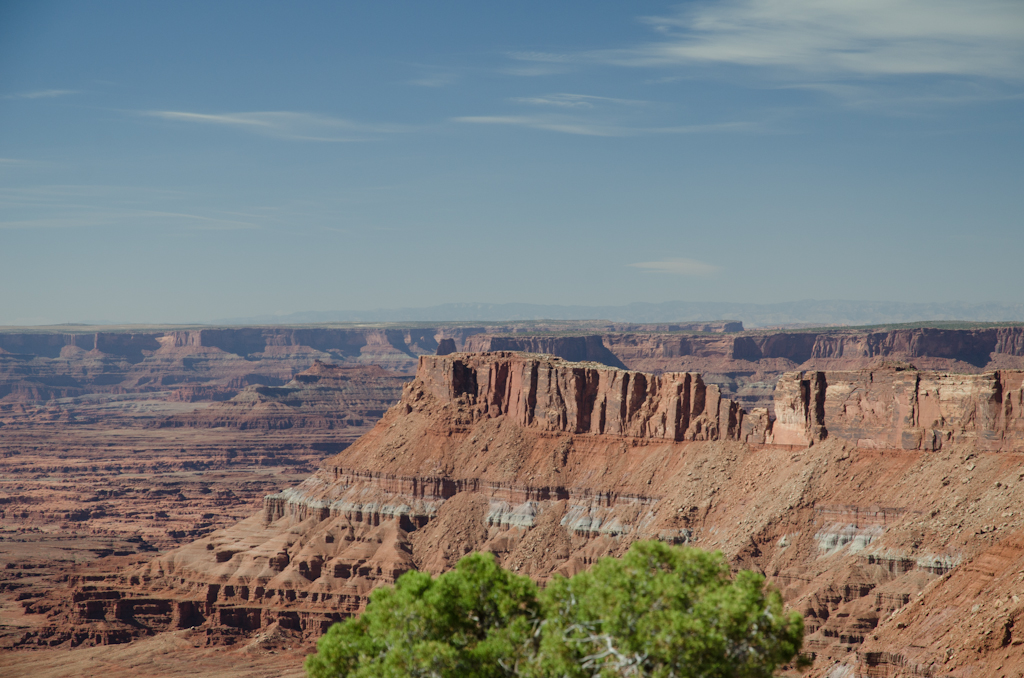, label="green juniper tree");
[532,541,804,678]
[305,542,804,678]
[305,552,541,678]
